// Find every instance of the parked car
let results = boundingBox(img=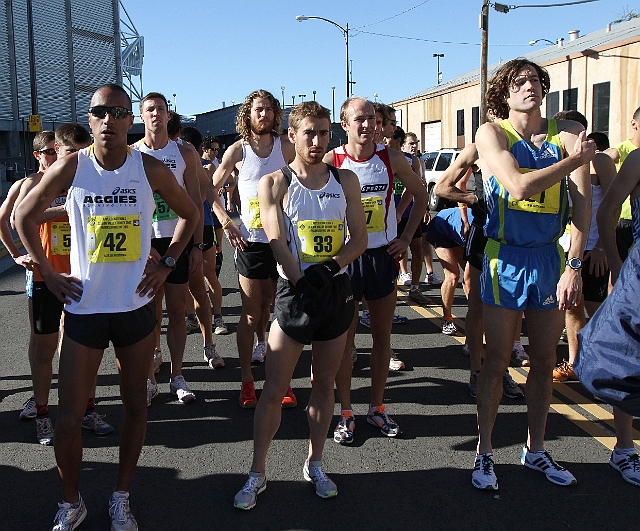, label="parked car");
[421,148,461,211]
